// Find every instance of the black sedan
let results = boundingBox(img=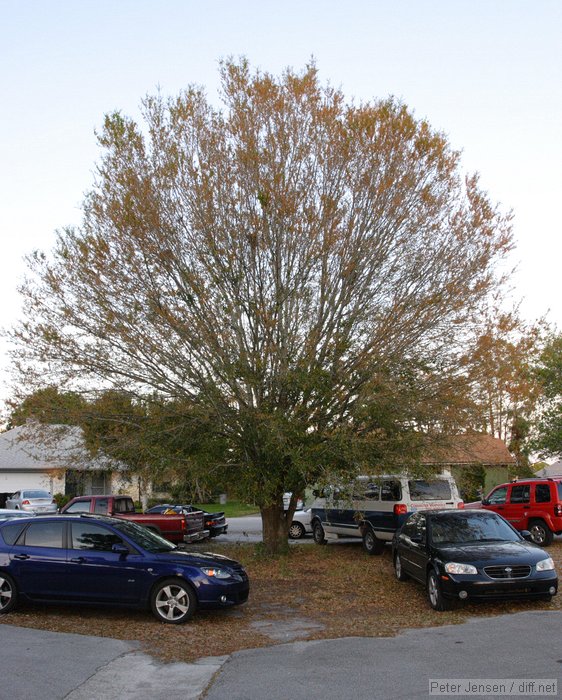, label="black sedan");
[392,509,558,611]
[146,504,228,537]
